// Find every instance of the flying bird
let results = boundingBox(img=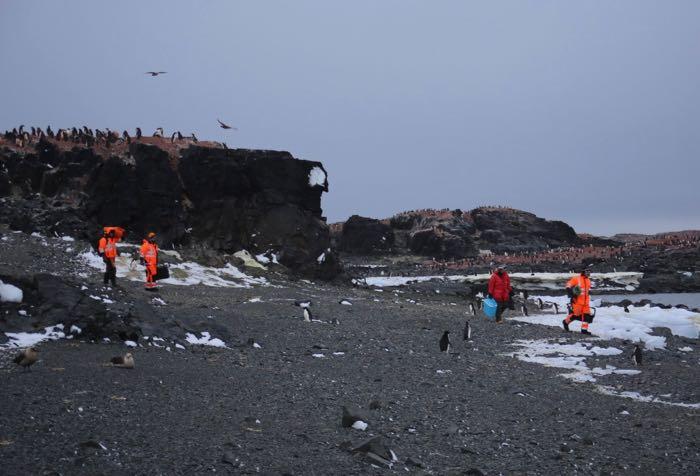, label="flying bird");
[13,347,39,371]
[439,331,451,352]
[111,353,135,369]
[145,71,167,76]
[217,119,237,130]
